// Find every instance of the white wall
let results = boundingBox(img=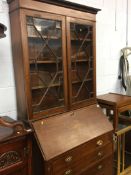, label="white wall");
[0,0,16,119]
[0,0,130,119]
[96,0,127,95]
